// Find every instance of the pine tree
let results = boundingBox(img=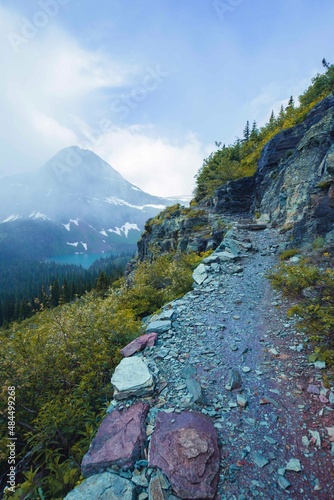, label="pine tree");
[250,120,259,140]
[278,104,285,124]
[243,120,250,142]
[96,272,109,296]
